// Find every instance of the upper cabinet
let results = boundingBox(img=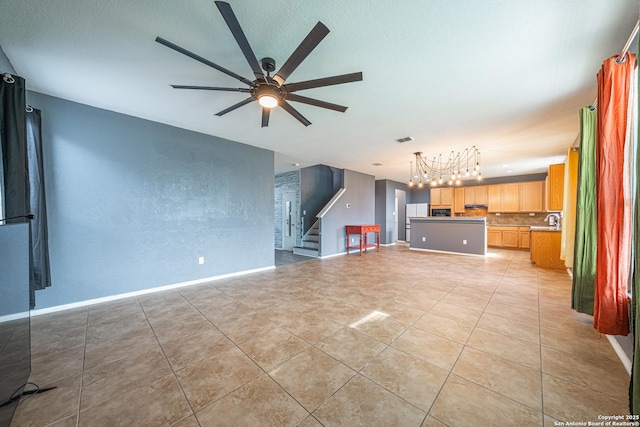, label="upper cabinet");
[454,187,465,213]
[501,183,520,212]
[464,186,488,205]
[520,181,545,212]
[547,163,565,211]
[430,187,453,207]
[487,182,544,213]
